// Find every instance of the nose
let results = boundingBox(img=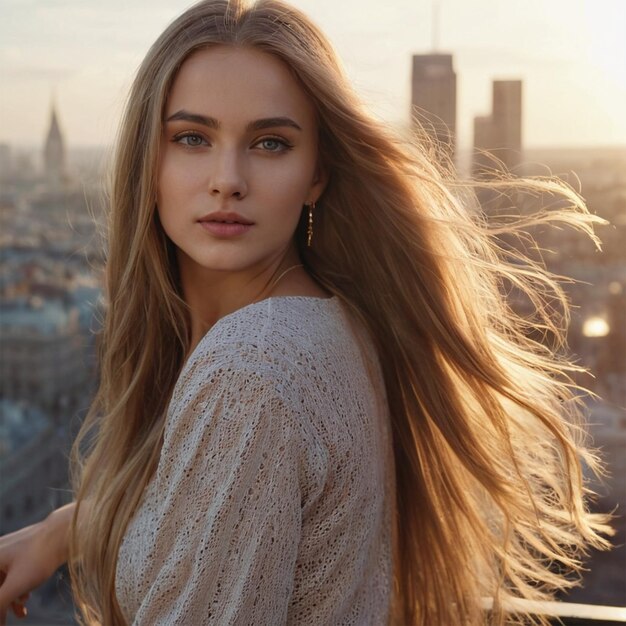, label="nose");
[208,148,248,199]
